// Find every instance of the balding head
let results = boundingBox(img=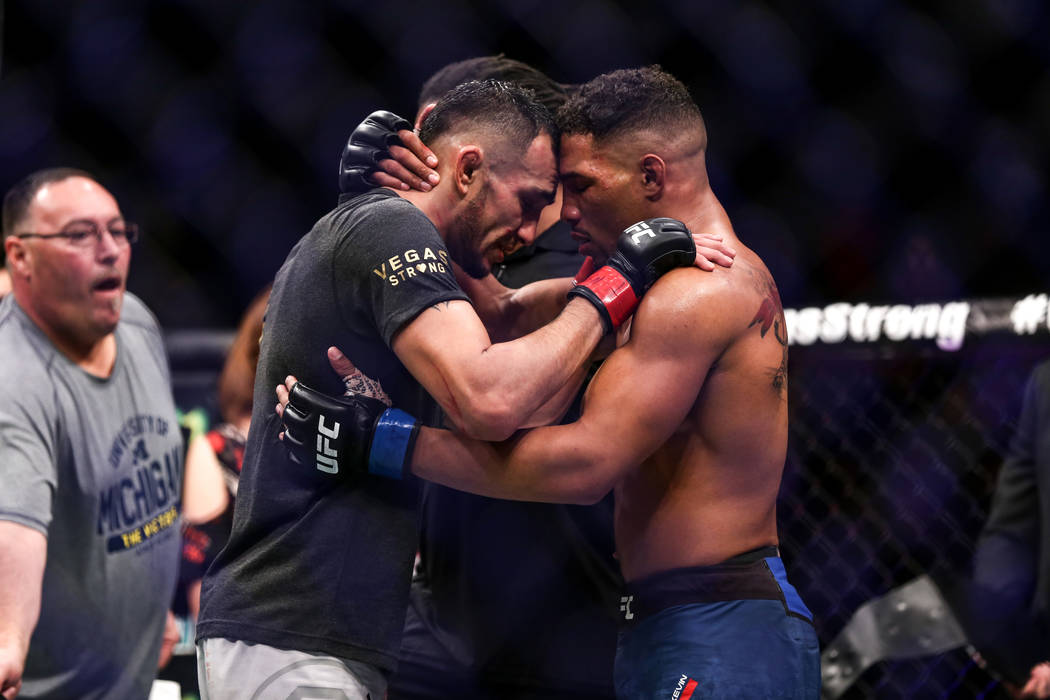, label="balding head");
[3,170,131,360]
[3,167,97,243]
